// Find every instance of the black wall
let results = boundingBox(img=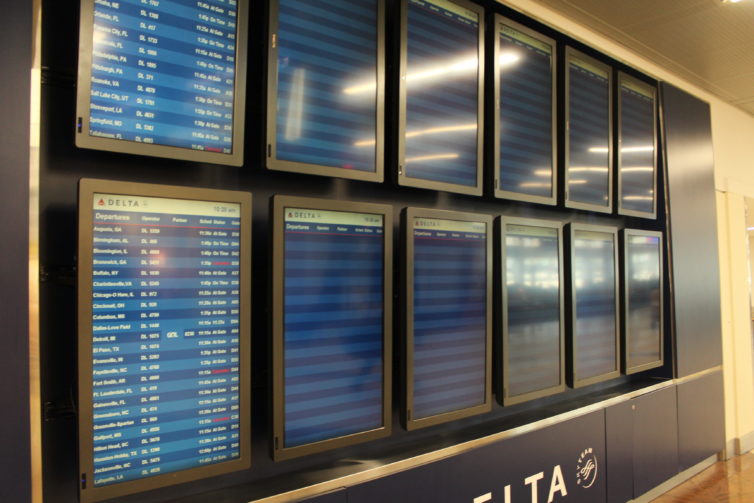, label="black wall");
[0,2,32,502]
